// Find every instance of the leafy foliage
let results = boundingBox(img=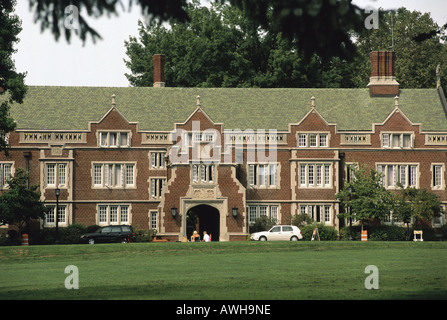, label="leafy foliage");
[28,0,190,44]
[0,0,27,154]
[352,8,447,88]
[301,223,338,241]
[124,1,357,88]
[336,165,394,227]
[0,168,50,234]
[393,185,444,239]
